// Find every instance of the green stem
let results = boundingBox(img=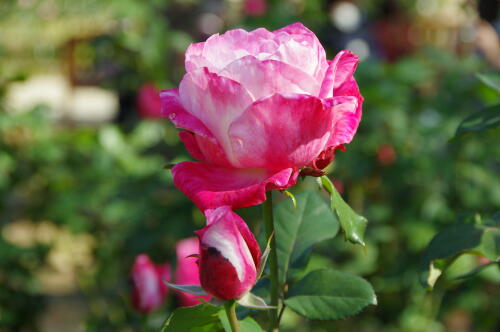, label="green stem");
[224,300,240,332]
[263,191,279,332]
